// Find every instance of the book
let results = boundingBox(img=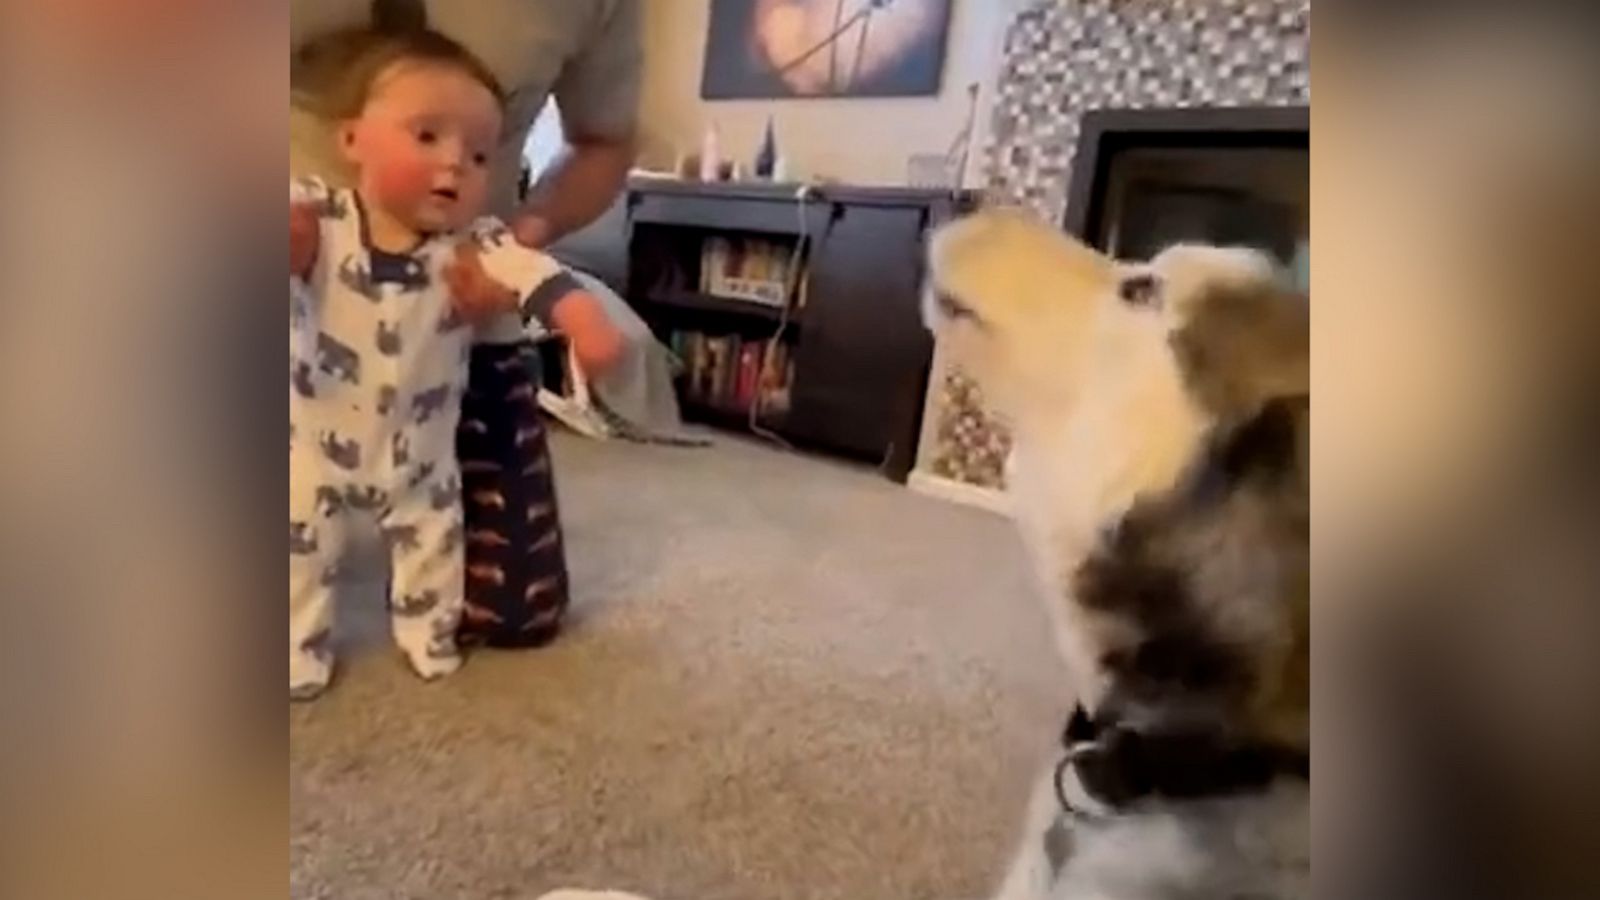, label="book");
[727,241,747,288]
[675,329,797,419]
[692,333,711,401]
[778,356,795,414]
[747,242,769,283]
[704,337,727,407]
[701,236,793,308]
[740,342,765,410]
[757,341,789,417]
[699,237,728,293]
[722,335,744,409]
